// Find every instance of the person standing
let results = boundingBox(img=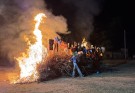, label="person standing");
[71,52,84,77]
[53,36,61,52]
